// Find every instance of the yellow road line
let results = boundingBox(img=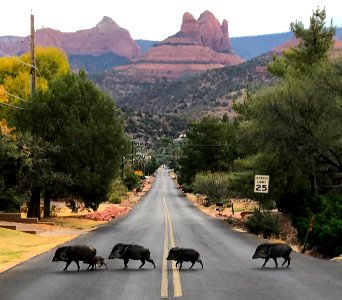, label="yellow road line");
[161,199,169,298]
[163,194,183,298]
